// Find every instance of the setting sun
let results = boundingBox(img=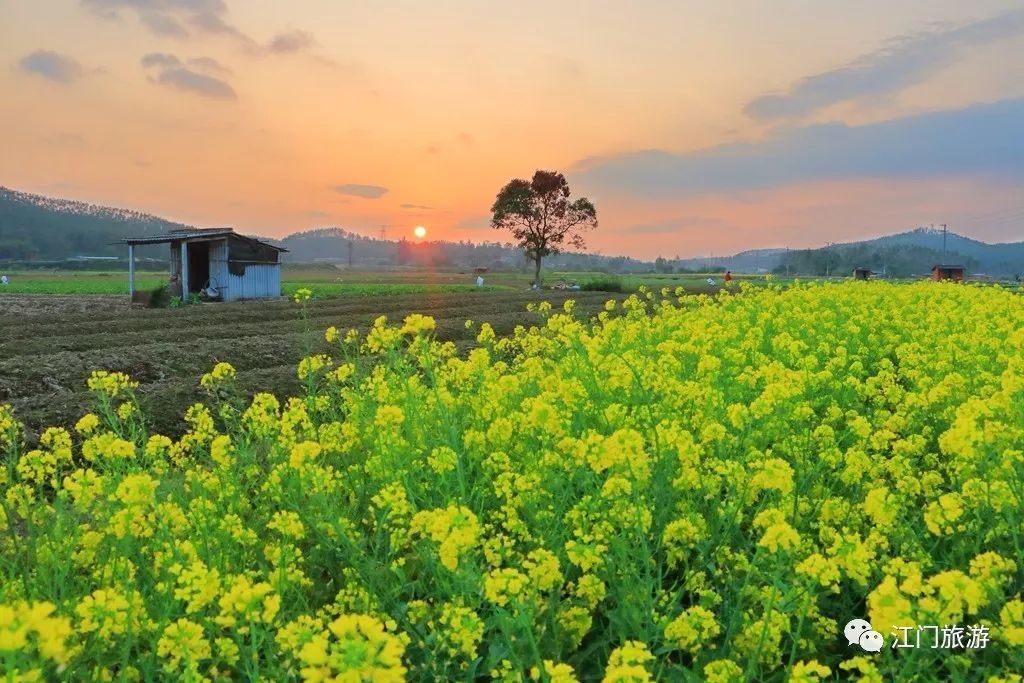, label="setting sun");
[413,226,427,238]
